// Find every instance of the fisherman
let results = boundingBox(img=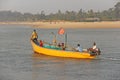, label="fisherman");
[31,29,39,45]
[39,40,43,47]
[88,42,101,55]
[61,43,65,50]
[75,44,83,52]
